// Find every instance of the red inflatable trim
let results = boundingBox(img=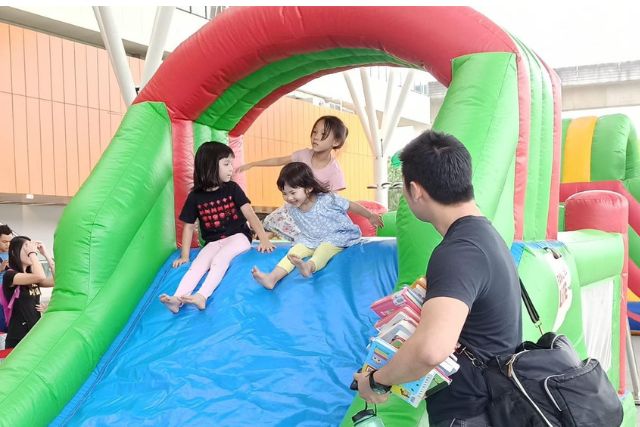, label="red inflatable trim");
[542,59,562,240]
[135,7,519,121]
